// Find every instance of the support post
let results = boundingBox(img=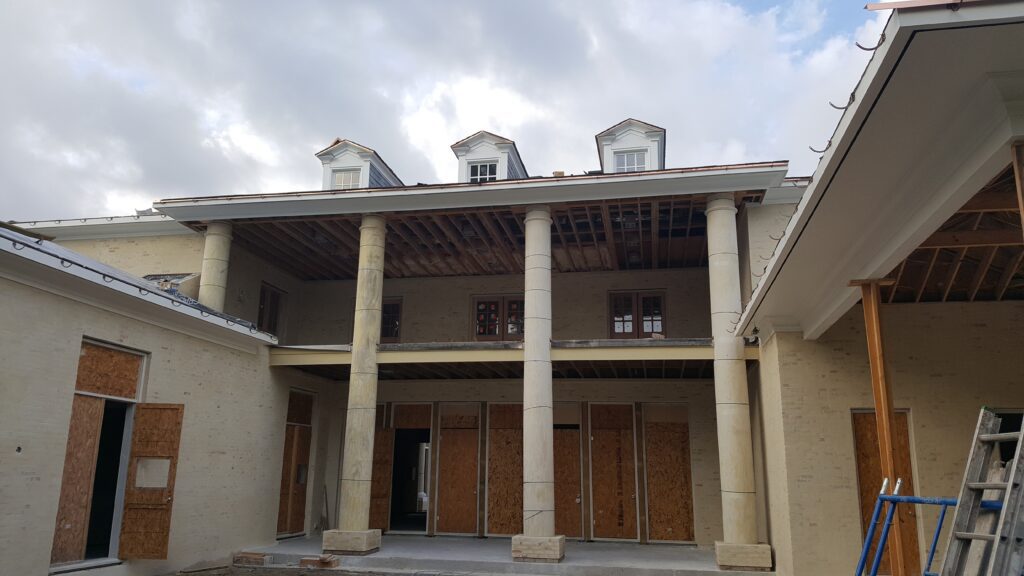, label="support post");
[323,214,386,555]
[197,221,232,312]
[705,193,772,571]
[851,278,904,576]
[1012,143,1024,244]
[512,206,565,563]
